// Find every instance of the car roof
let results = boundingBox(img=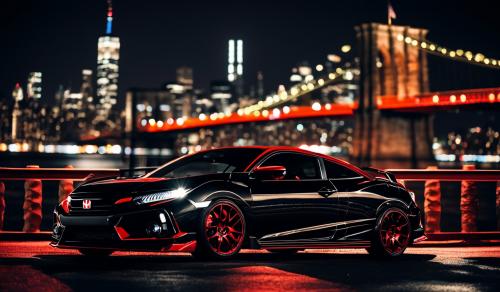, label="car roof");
[147,146,368,178]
